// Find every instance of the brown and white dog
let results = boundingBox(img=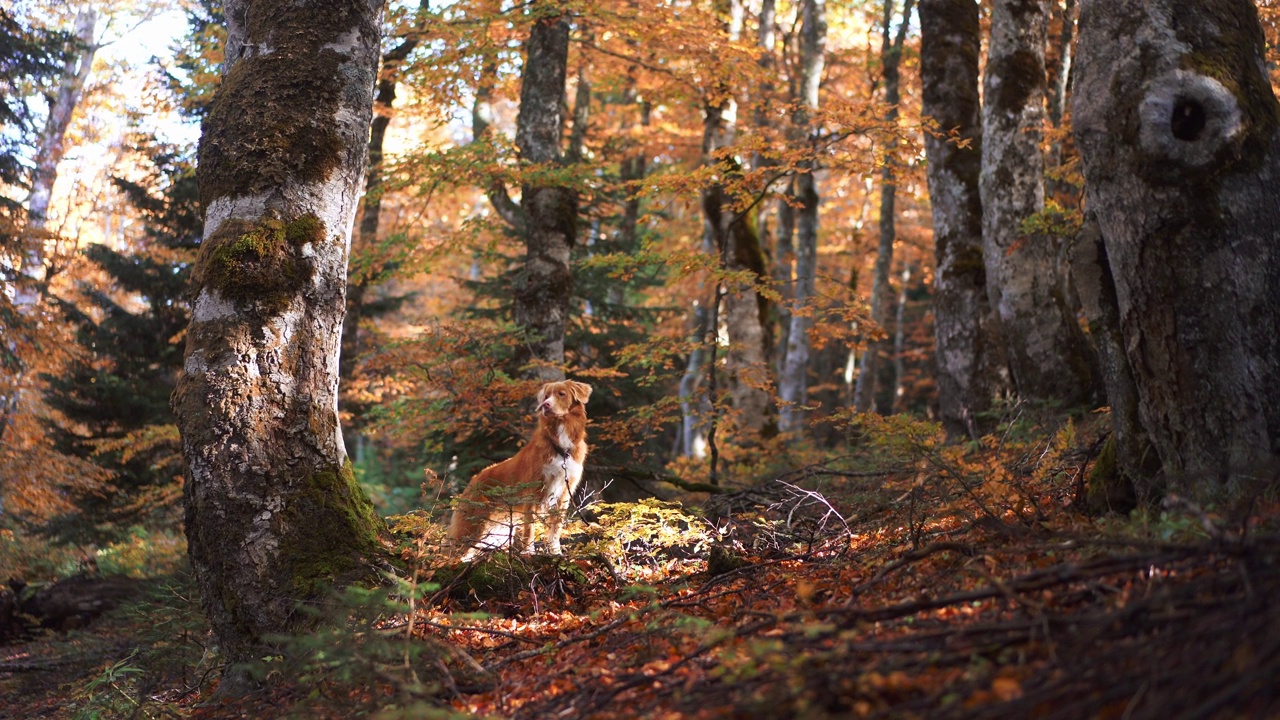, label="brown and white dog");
[448,380,591,560]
